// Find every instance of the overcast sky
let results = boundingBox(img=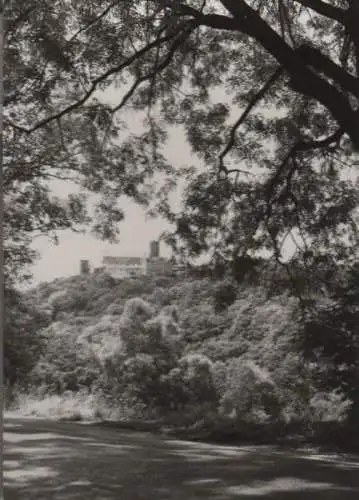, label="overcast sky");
[30,211,173,284]
[29,77,357,286]
[27,80,235,286]
[29,117,193,286]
